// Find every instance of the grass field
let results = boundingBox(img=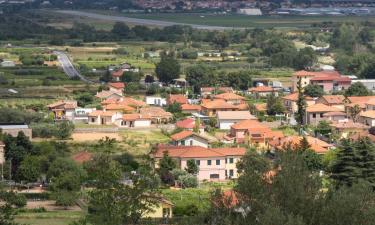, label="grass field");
[16,211,83,225]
